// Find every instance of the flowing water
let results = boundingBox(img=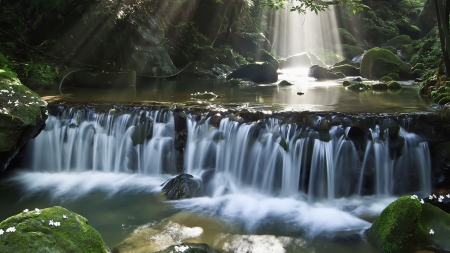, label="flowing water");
[0,105,432,252]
